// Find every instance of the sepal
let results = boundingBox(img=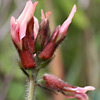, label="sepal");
[18,61,29,77]
[37,78,57,95]
[38,56,54,69]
